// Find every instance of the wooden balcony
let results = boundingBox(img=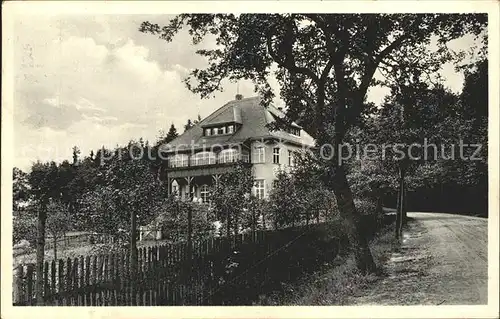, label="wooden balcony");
[166,156,251,179]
